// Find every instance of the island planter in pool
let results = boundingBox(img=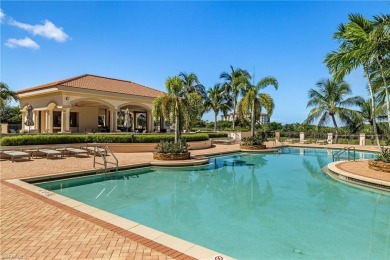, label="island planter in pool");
[368,160,390,173]
[240,144,267,150]
[153,139,190,160]
[153,151,191,160]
